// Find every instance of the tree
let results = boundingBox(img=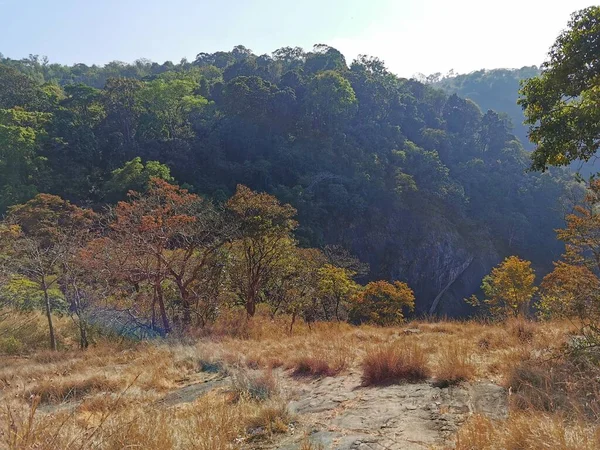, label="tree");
[136,76,207,140]
[263,247,326,333]
[349,280,415,326]
[519,6,600,170]
[103,157,173,202]
[316,264,360,320]
[472,256,537,318]
[556,179,600,272]
[226,185,297,317]
[305,71,357,131]
[539,262,600,325]
[545,180,600,344]
[96,178,231,331]
[0,108,51,213]
[1,194,95,350]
